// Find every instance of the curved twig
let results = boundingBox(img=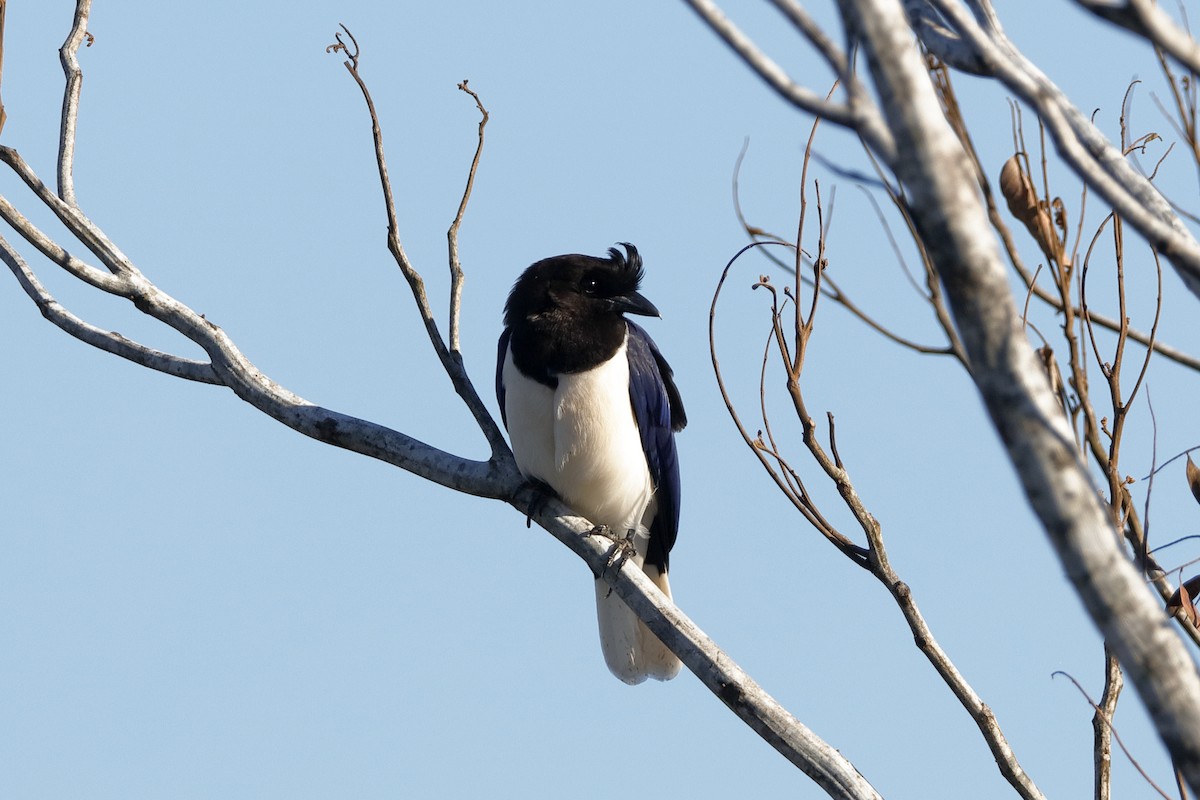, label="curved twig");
[711,243,870,564]
[732,140,957,357]
[1053,669,1173,800]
